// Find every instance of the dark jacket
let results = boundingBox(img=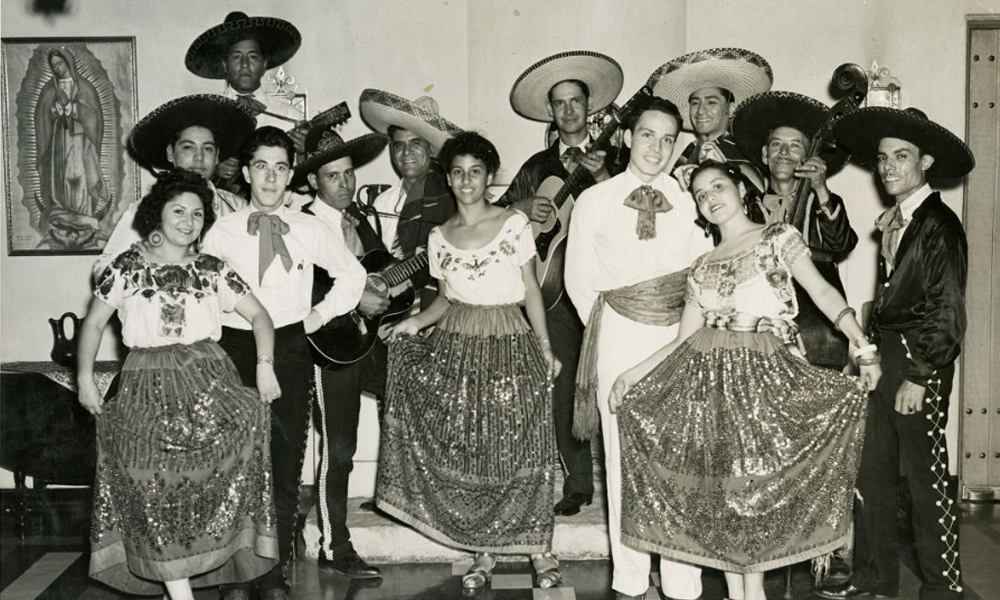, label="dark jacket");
[302,200,384,307]
[497,140,625,207]
[869,192,968,386]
